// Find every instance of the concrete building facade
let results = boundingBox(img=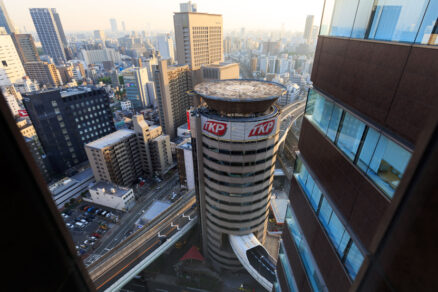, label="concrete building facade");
[154,60,193,138]
[174,12,223,69]
[11,33,40,65]
[121,67,154,108]
[24,61,62,87]
[201,62,239,81]
[87,181,135,211]
[0,30,26,86]
[190,80,286,271]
